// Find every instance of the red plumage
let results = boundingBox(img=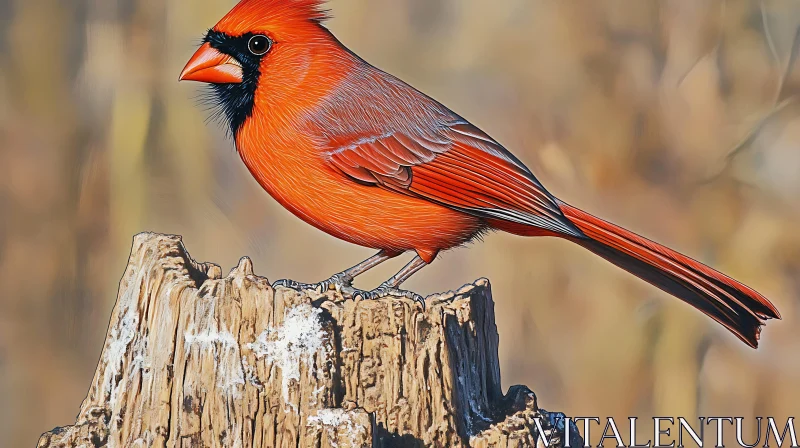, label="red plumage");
[559,203,779,347]
[216,0,329,35]
[180,0,781,348]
